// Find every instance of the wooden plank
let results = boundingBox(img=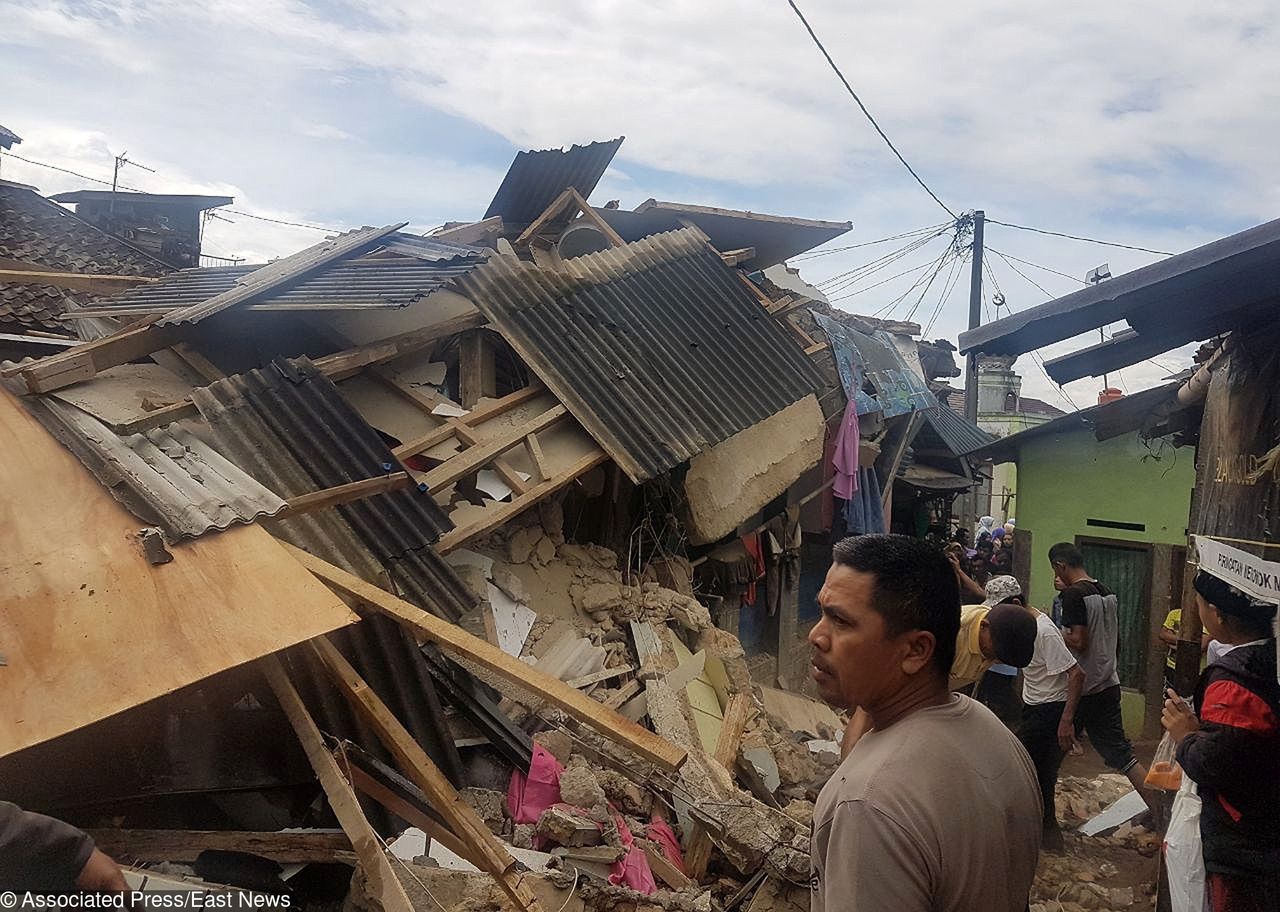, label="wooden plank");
[431,216,504,246]
[168,343,225,382]
[309,639,544,912]
[0,268,155,295]
[718,247,757,267]
[642,843,695,890]
[515,189,577,247]
[284,472,414,516]
[684,693,752,878]
[390,384,545,459]
[419,405,568,493]
[261,657,414,912]
[523,432,550,482]
[346,763,476,864]
[281,543,686,773]
[0,390,358,760]
[765,295,797,315]
[436,449,609,553]
[600,678,642,710]
[570,190,626,248]
[15,315,182,394]
[86,829,355,865]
